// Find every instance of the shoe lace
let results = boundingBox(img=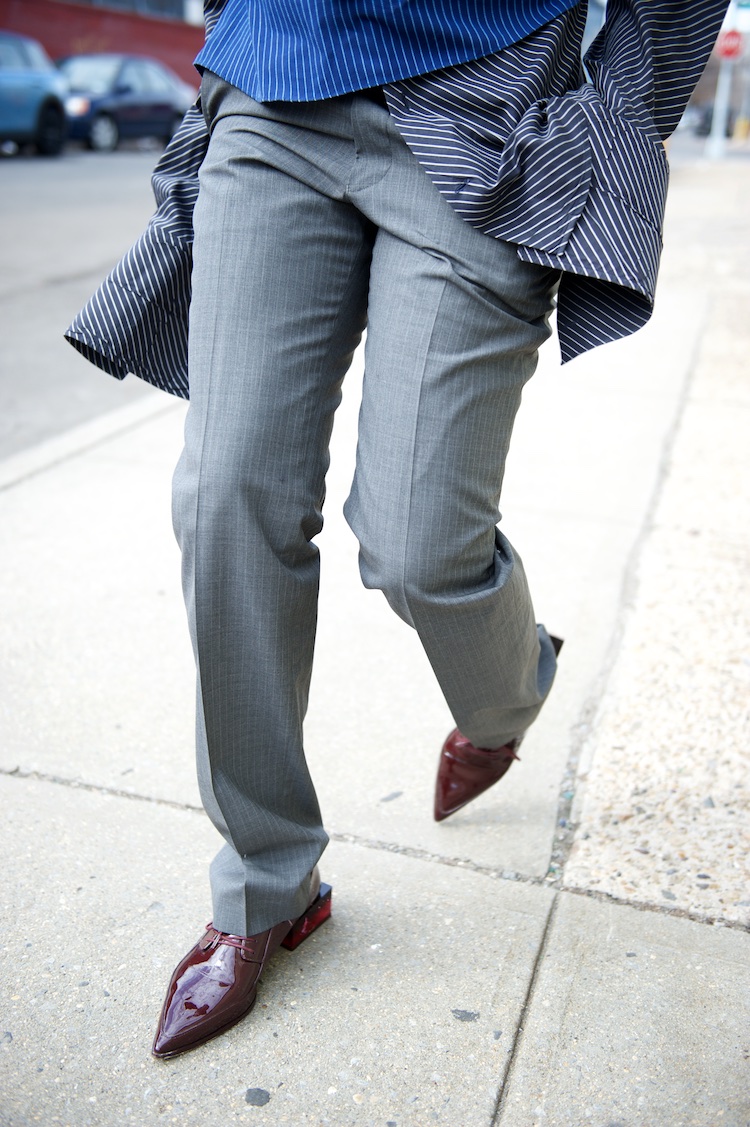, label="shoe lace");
[204,924,261,954]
